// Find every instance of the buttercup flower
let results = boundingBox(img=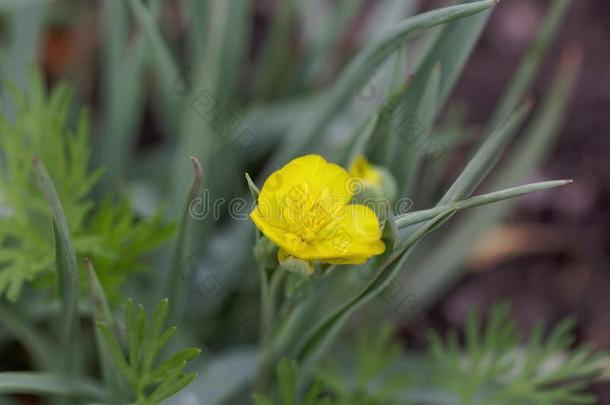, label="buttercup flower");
[349,155,398,209]
[350,155,382,187]
[250,155,385,270]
